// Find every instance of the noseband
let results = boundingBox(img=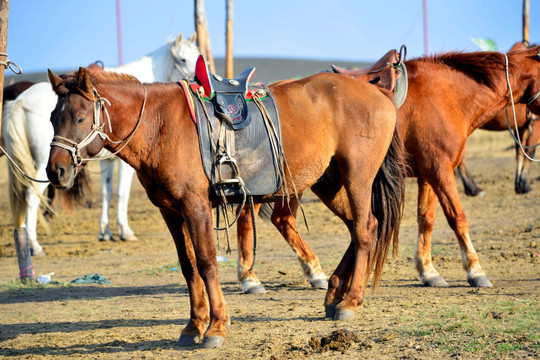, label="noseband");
[50,85,147,166]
